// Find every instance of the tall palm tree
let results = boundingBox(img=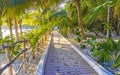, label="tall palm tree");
[74,0,85,39]
[114,0,120,35]
[14,18,19,40]
[106,0,117,38]
[0,0,9,38]
[18,19,22,37]
[0,17,2,38]
[0,0,36,74]
[5,0,34,39]
[8,17,13,38]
